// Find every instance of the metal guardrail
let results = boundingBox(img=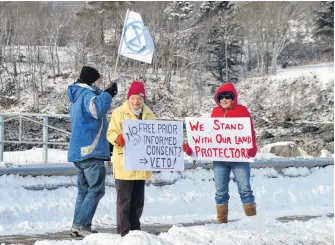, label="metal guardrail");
[0,113,333,177]
[0,113,70,163]
[0,158,333,177]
